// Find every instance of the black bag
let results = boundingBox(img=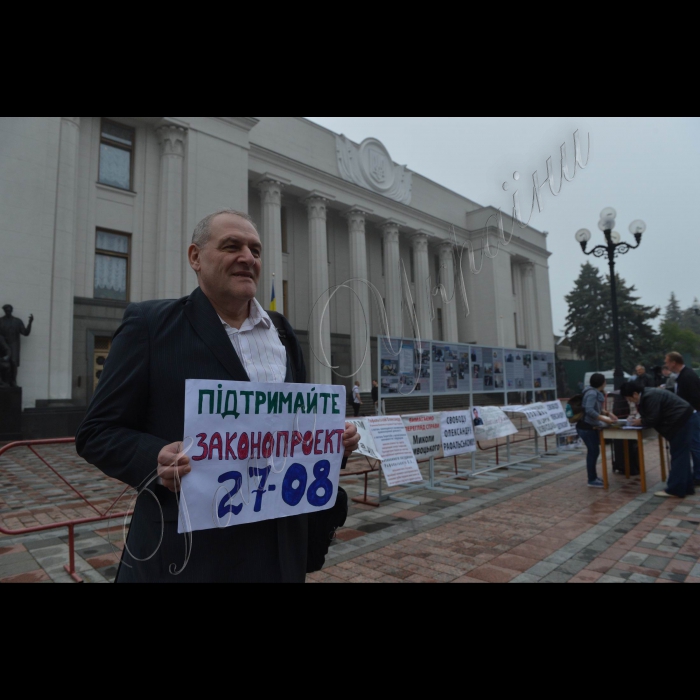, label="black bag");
[611,440,640,476]
[306,487,349,573]
[268,312,350,574]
